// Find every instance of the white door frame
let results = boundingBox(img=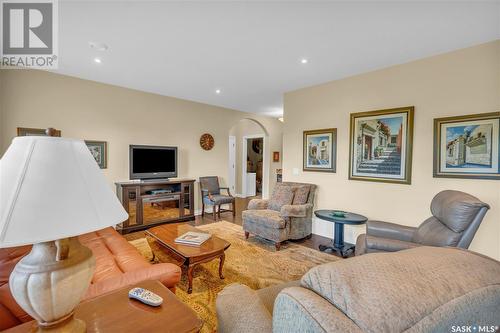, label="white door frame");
[242,134,269,199]
[228,136,236,194]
